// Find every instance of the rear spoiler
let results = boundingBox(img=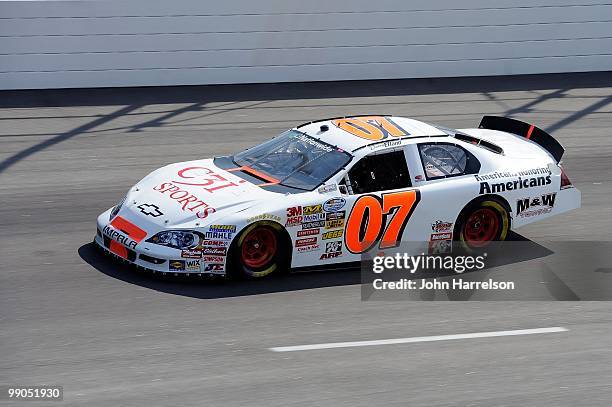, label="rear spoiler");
[478,116,564,162]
